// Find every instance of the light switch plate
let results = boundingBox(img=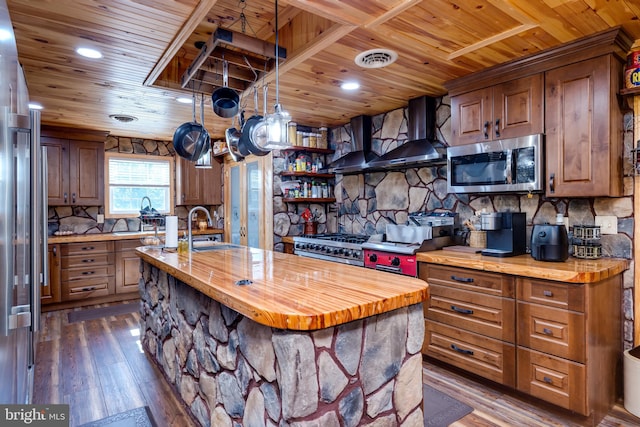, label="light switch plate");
[595,215,617,234]
[97,214,104,224]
